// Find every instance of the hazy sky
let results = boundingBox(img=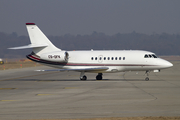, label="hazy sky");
[1,0,180,36]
